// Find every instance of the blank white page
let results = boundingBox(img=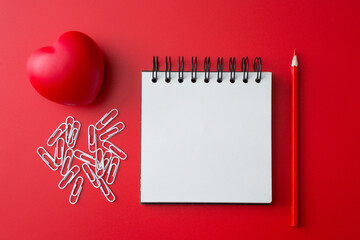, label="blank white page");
[141,71,272,203]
